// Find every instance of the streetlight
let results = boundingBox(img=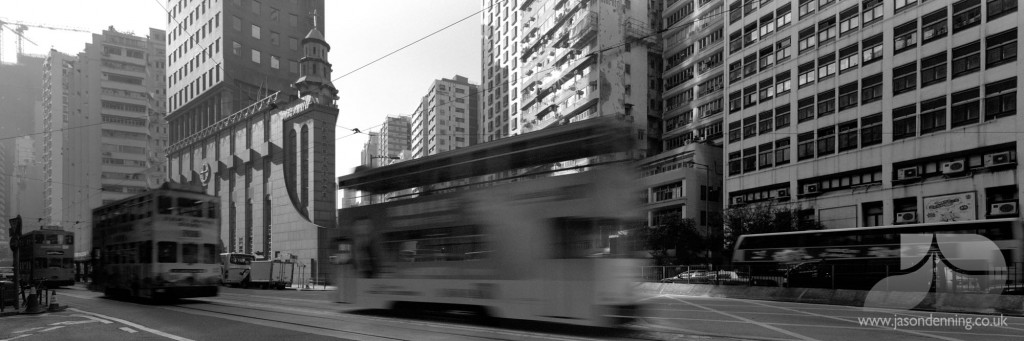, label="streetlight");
[686,160,712,265]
